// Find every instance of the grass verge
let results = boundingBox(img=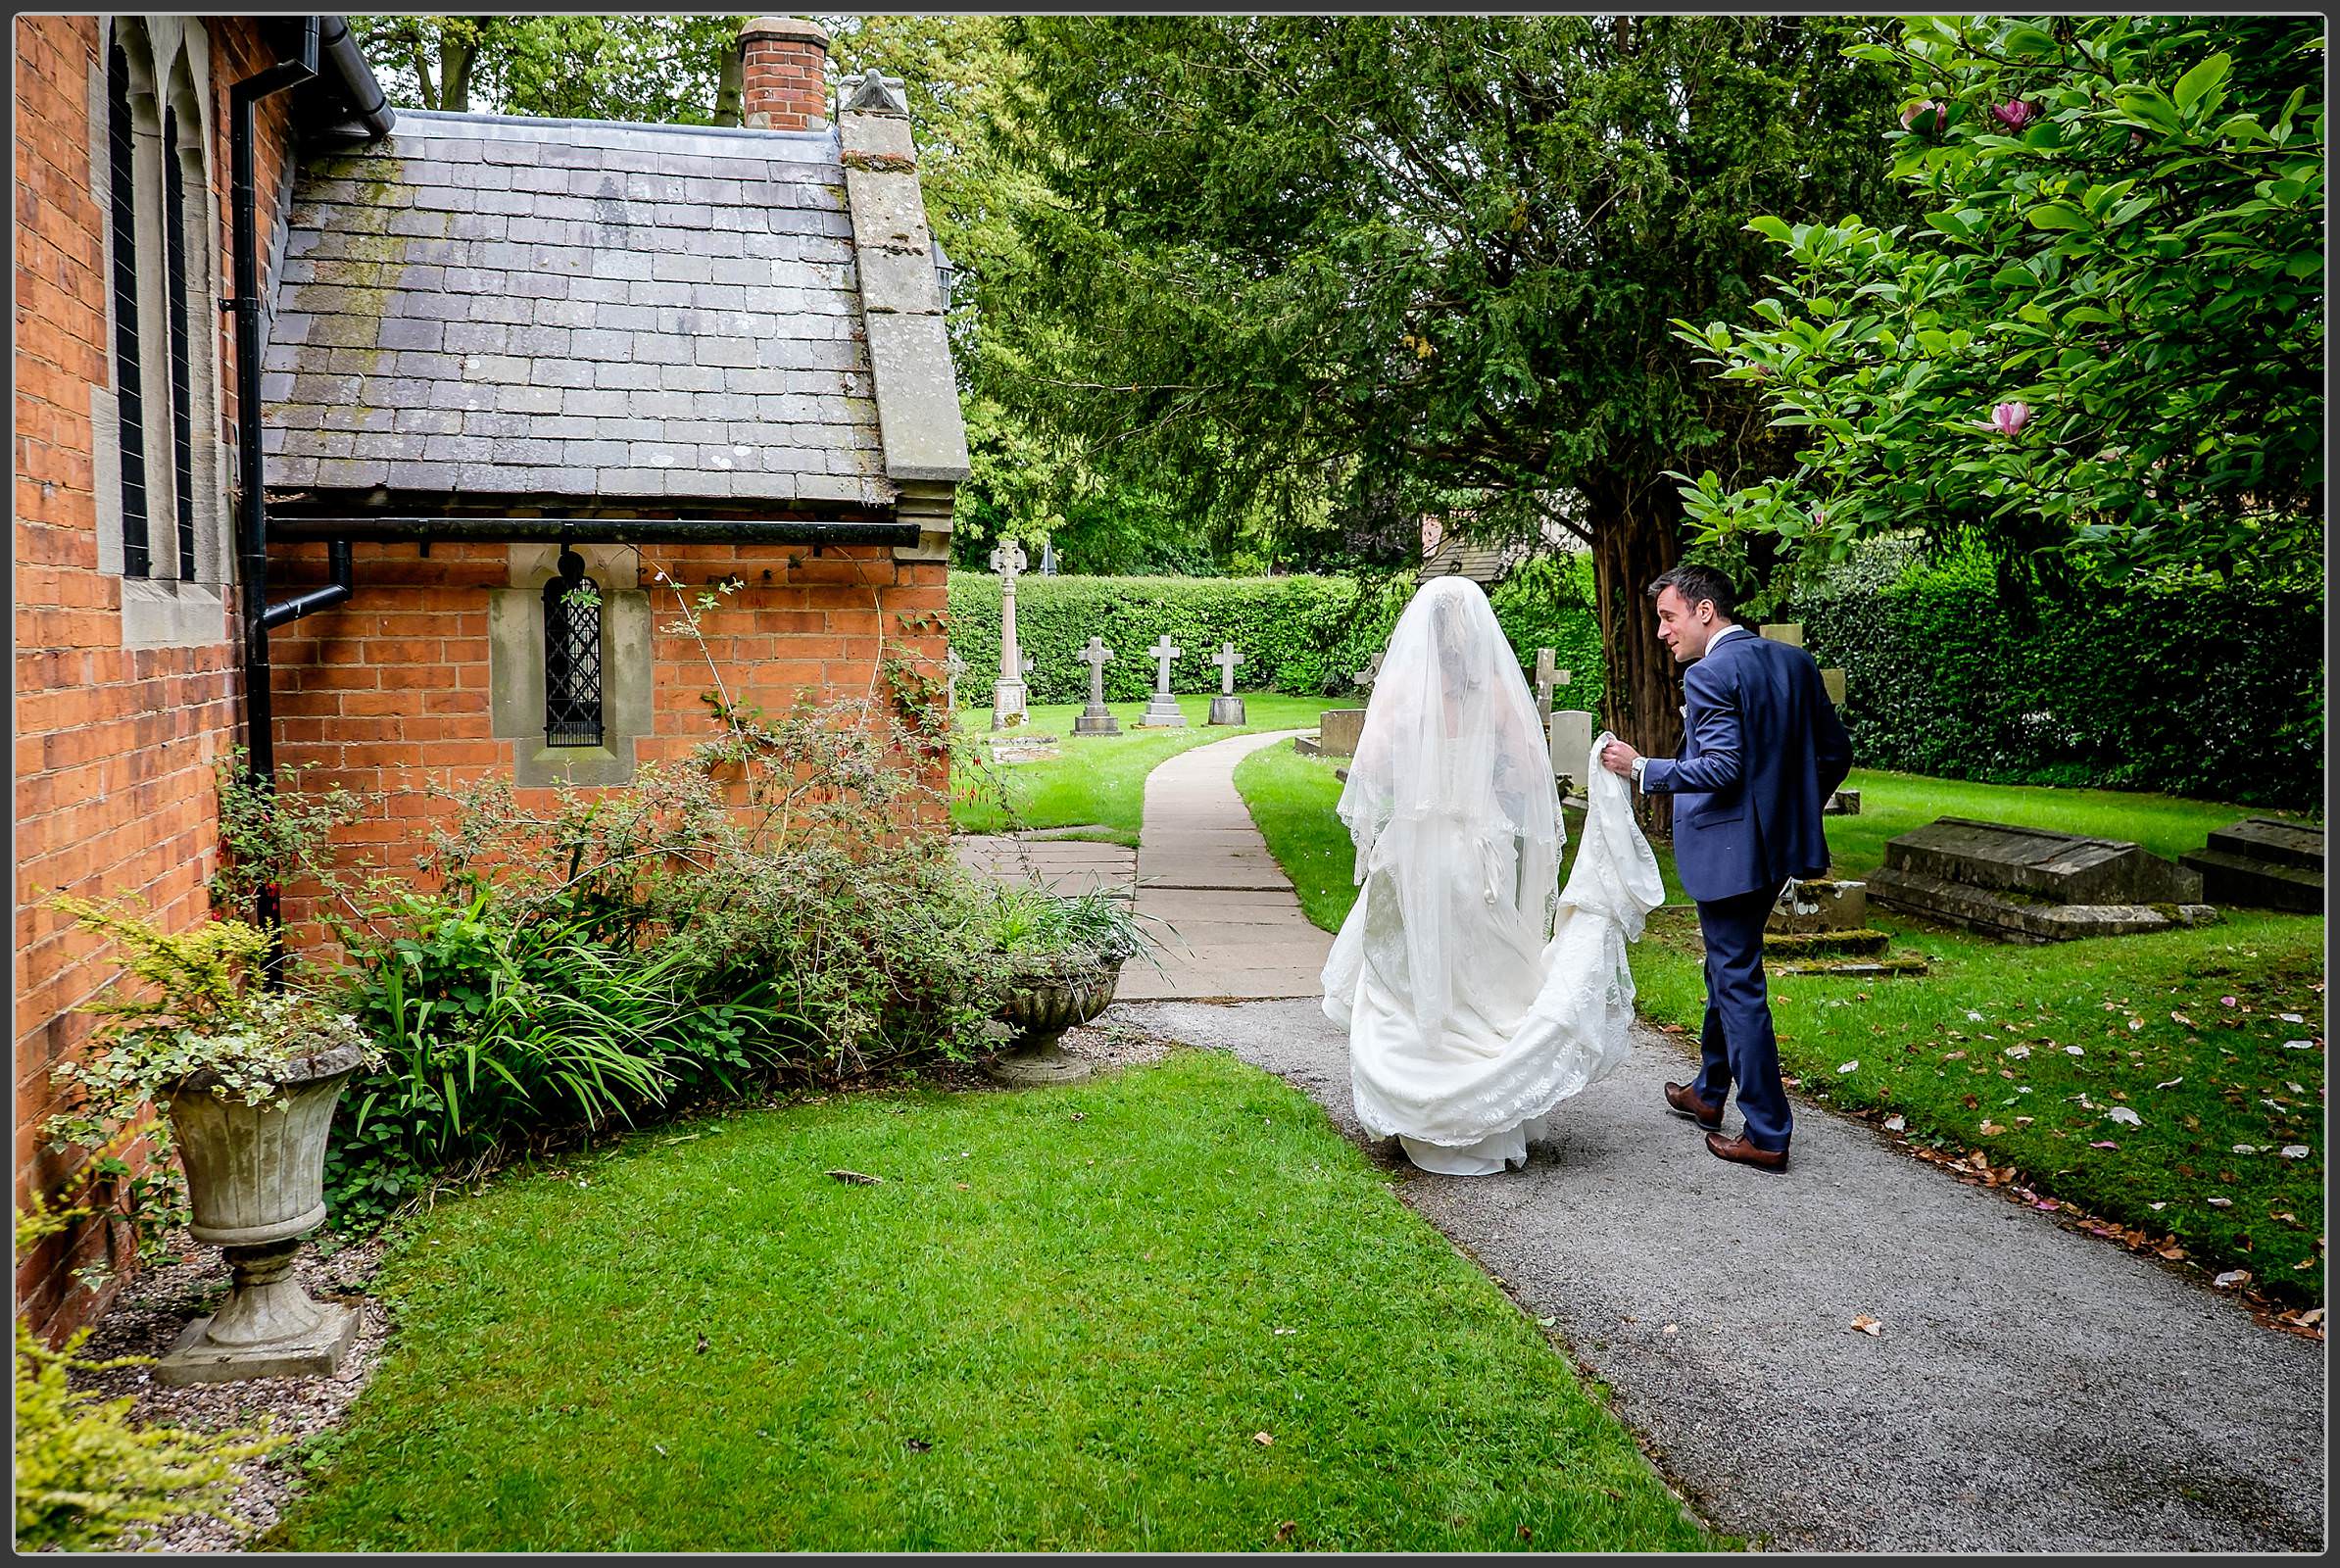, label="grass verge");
[951,694,1338,846]
[268,1053,1716,1552]
[1232,741,2325,1307]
